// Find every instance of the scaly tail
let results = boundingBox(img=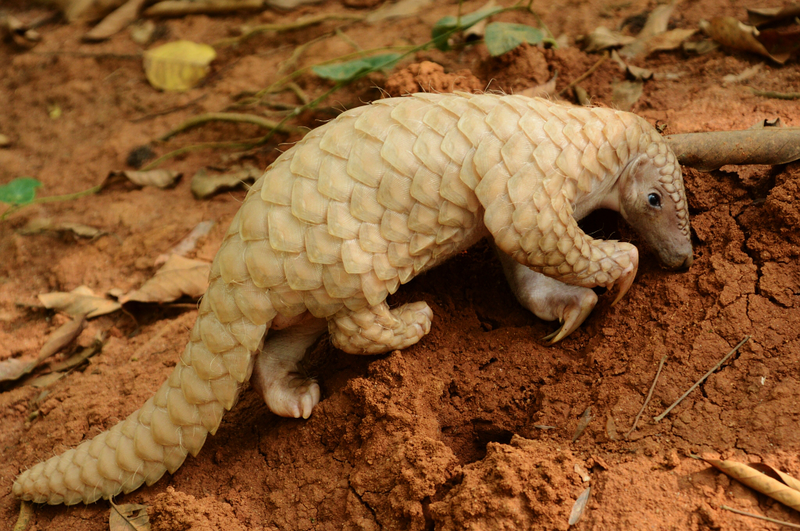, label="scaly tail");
[13,232,270,505]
